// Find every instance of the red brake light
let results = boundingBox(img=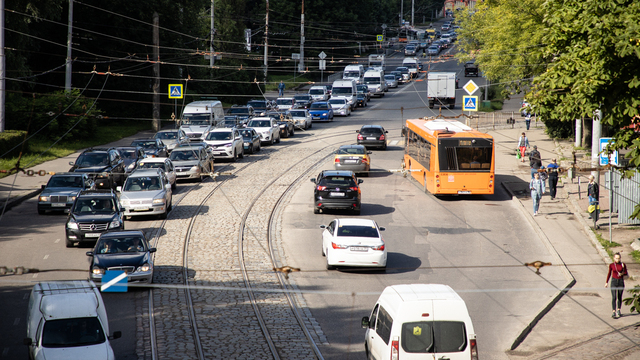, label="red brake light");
[357,134,364,140]
[470,338,478,360]
[391,339,399,360]
[361,157,369,163]
[379,134,385,141]
[349,187,359,191]
[335,158,340,163]
[317,185,327,191]
[332,242,348,249]
[372,244,385,251]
